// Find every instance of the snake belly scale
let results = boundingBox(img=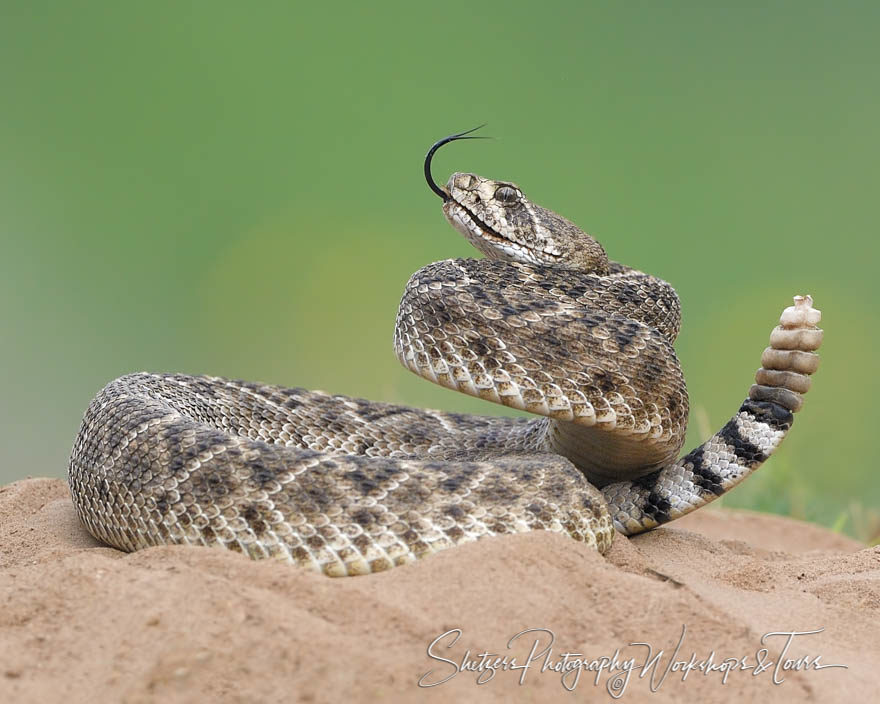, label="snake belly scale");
[67,131,823,576]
